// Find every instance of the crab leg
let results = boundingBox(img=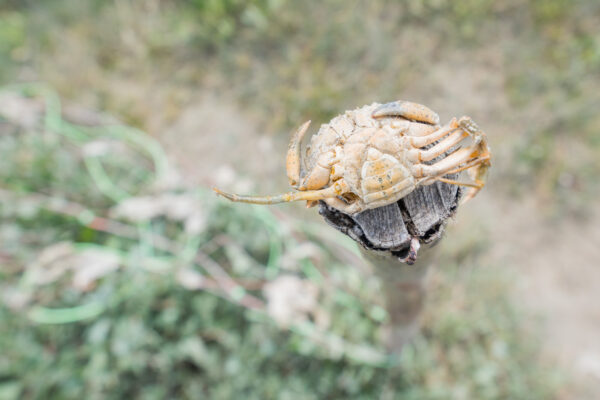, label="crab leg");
[408,118,458,148]
[286,120,311,188]
[437,164,488,202]
[413,128,471,162]
[428,140,491,202]
[461,158,490,203]
[436,177,482,189]
[413,147,480,178]
[441,154,490,176]
[213,180,349,205]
